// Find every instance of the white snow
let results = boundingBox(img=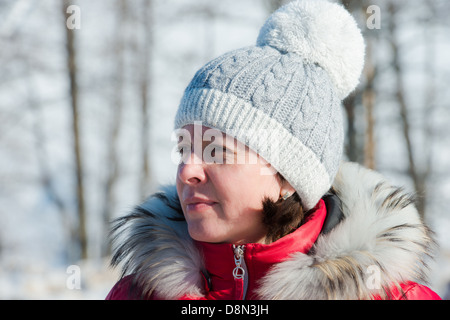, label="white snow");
[0,0,449,299]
